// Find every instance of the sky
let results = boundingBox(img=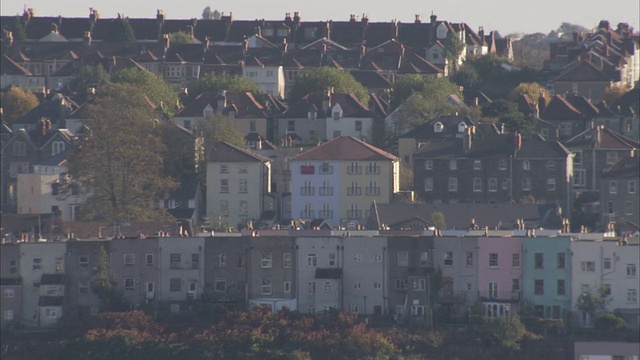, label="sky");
[1,0,639,36]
